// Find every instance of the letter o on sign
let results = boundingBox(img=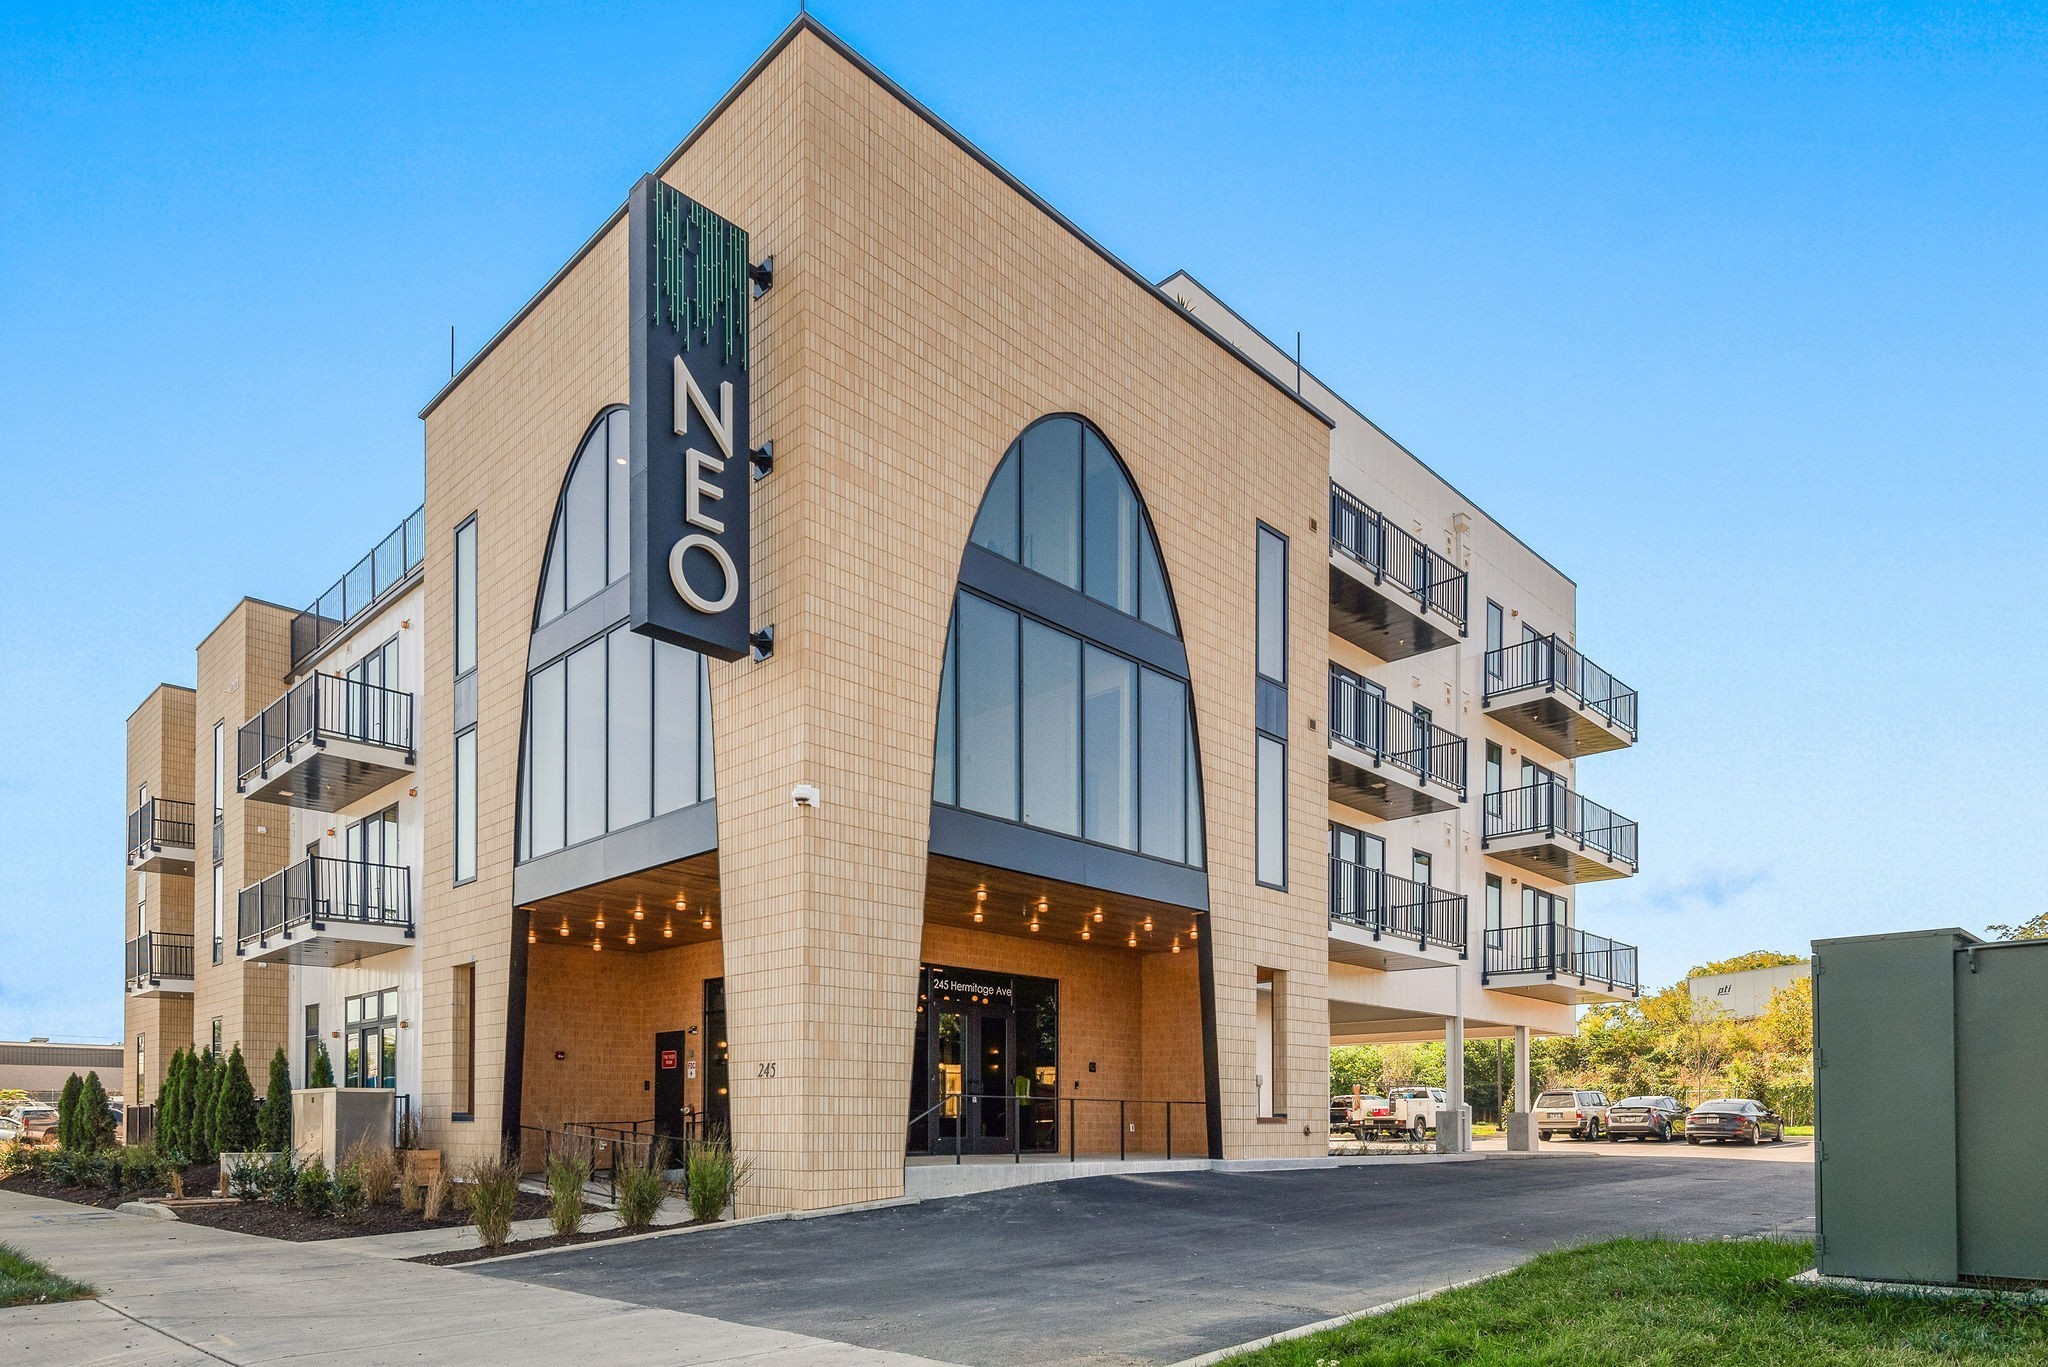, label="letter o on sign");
[669,534,739,614]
